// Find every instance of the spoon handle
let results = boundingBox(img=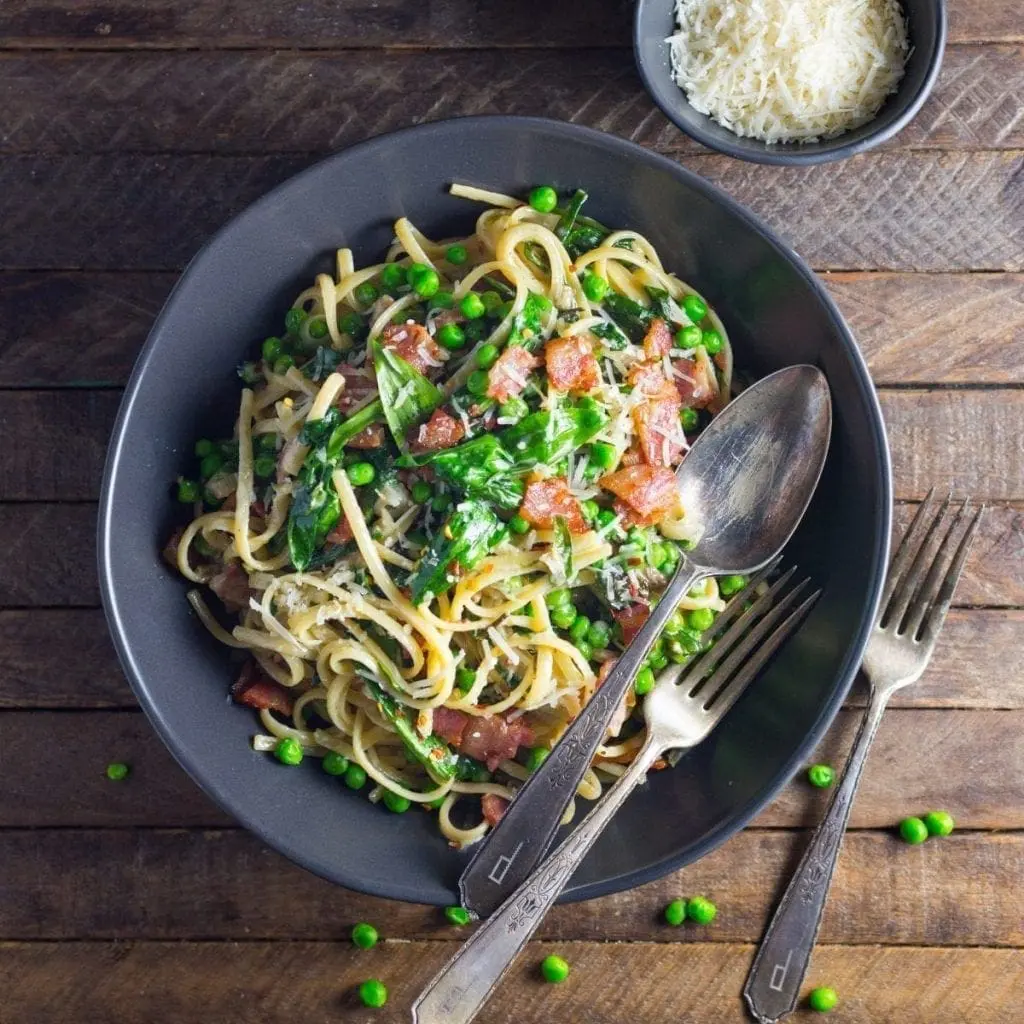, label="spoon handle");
[458,562,704,918]
[414,737,664,1024]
